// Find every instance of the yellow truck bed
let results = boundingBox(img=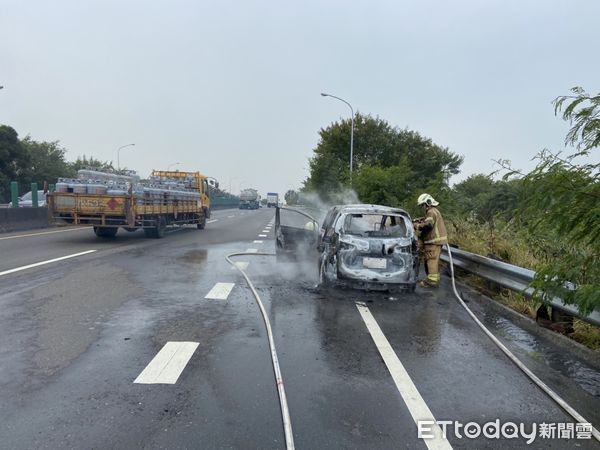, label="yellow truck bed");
[48,192,206,237]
